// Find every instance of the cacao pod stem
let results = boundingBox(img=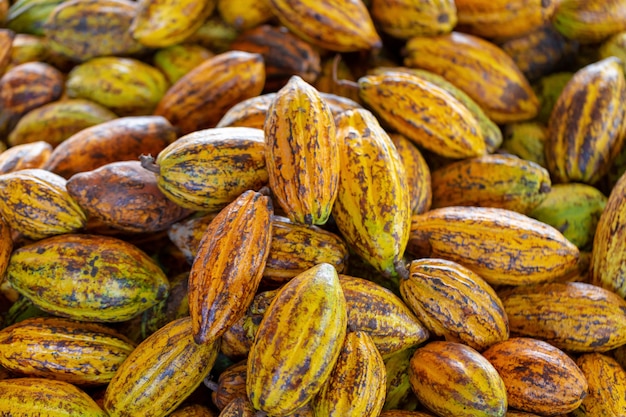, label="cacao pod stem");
[332,54,358,91]
[203,377,219,392]
[139,154,161,174]
[395,259,410,280]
